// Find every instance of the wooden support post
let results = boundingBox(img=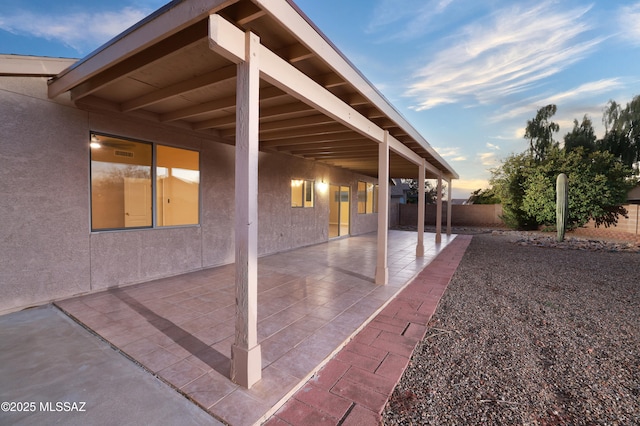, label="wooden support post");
[447,179,452,236]
[416,160,425,257]
[375,131,390,285]
[230,31,261,389]
[435,174,442,244]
